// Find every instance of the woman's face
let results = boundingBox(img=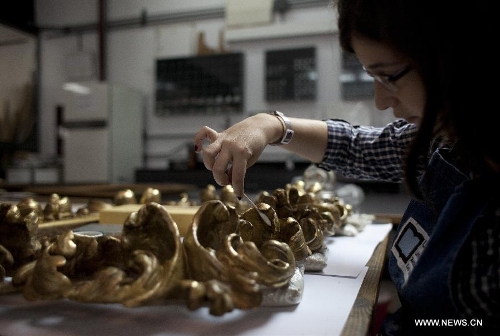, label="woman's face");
[351,35,426,126]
